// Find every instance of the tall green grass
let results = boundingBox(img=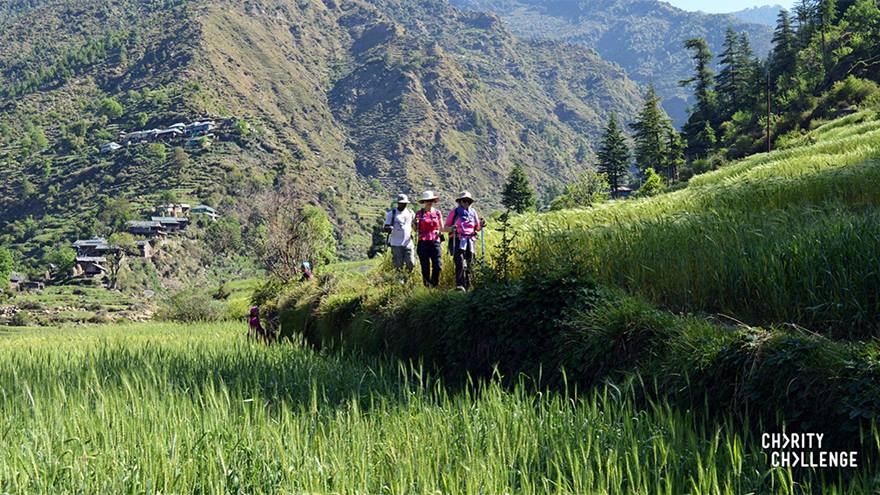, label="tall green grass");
[500,111,880,336]
[2,322,876,493]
